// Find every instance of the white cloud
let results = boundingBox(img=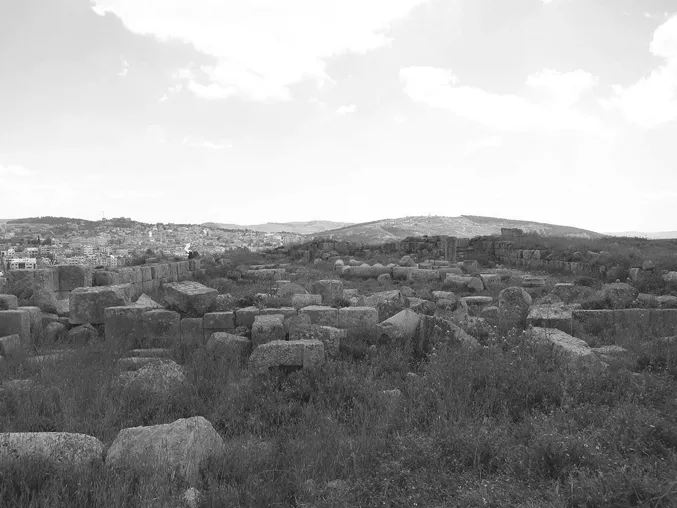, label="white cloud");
[181,137,232,149]
[91,0,429,102]
[118,57,129,77]
[145,125,165,144]
[336,104,357,115]
[602,15,677,129]
[0,164,35,177]
[400,66,604,134]
[463,135,503,155]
